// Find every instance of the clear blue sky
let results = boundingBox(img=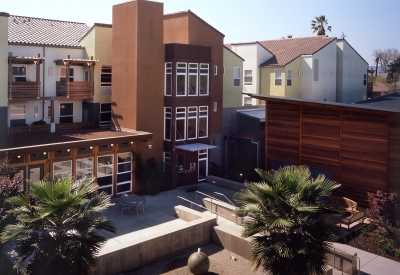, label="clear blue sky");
[2,0,399,65]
